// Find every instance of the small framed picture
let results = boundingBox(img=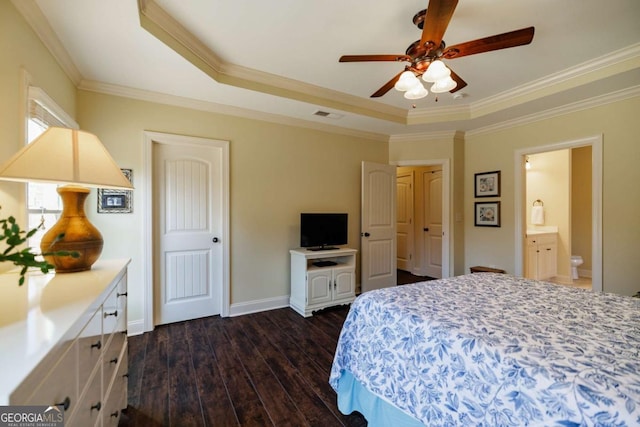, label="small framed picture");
[97,169,133,213]
[475,201,501,227]
[474,170,501,197]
